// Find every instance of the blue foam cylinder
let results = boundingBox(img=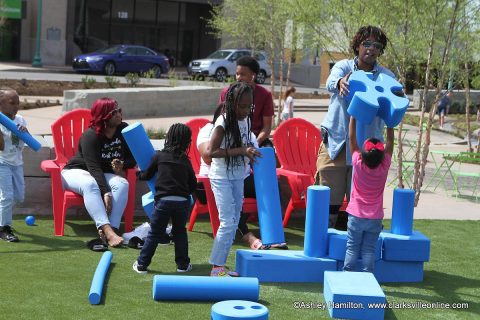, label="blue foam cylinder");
[152,275,259,301]
[391,188,415,235]
[88,251,113,305]
[304,185,330,257]
[121,122,156,192]
[141,192,154,219]
[0,112,41,152]
[252,147,285,245]
[211,300,269,320]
